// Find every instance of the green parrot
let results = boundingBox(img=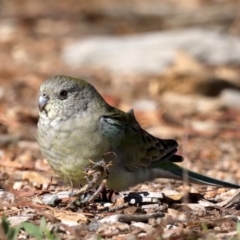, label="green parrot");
[36,75,240,191]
